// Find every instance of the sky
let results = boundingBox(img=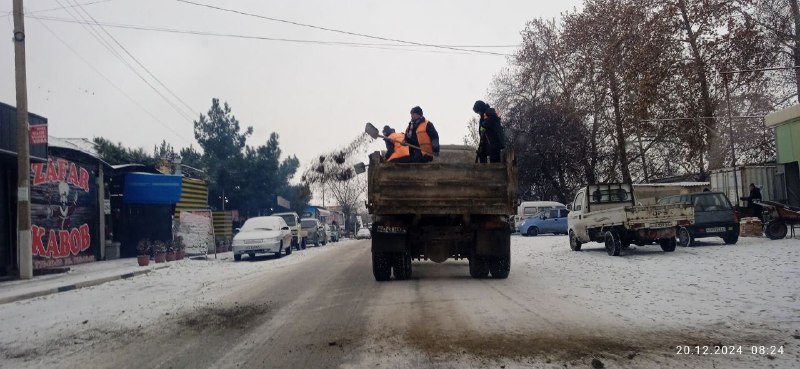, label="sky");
[1,0,583,175]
